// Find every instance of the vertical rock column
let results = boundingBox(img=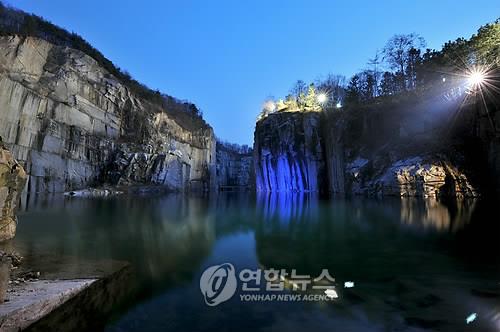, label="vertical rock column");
[0,142,27,241]
[322,114,346,194]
